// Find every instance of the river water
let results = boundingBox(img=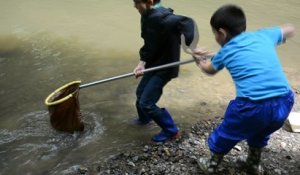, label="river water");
[0,0,299,174]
